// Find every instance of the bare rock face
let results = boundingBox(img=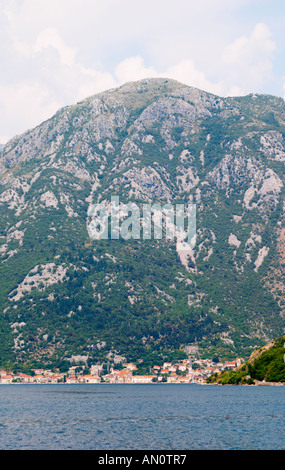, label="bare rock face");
[0,78,284,367]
